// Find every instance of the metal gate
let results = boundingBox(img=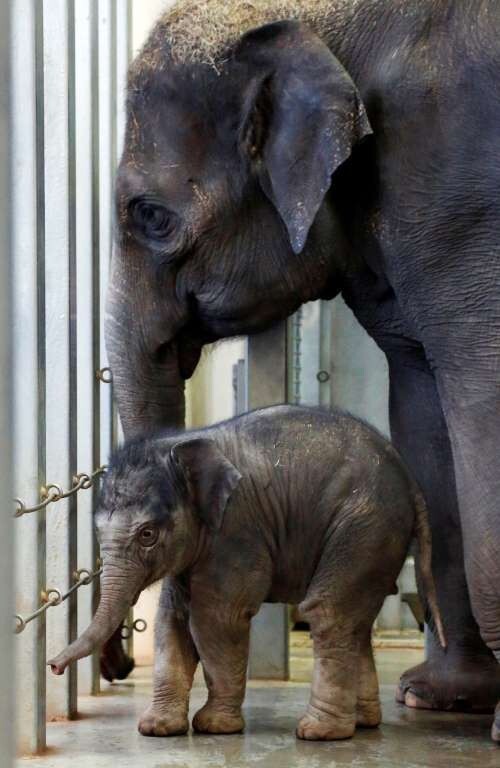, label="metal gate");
[11,0,131,755]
